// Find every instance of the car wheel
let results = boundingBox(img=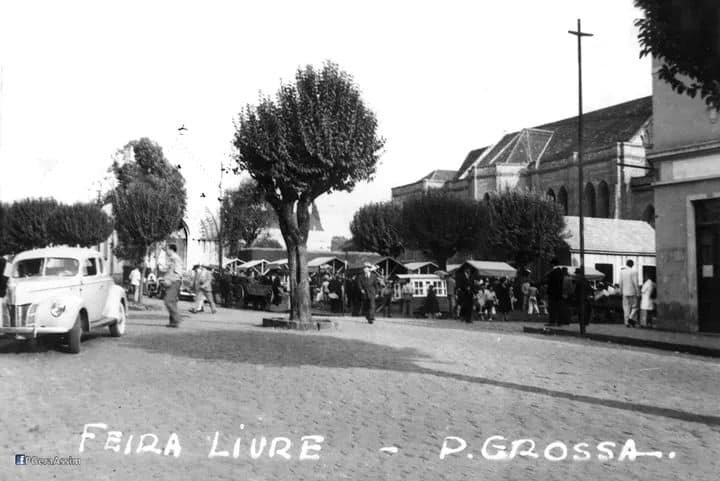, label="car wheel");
[67,314,82,354]
[109,302,126,337]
